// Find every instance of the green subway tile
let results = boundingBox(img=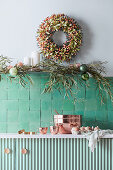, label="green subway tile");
[87,78,97,88]
[8,89,19,100]
[0,89,7,100]
[0,122,7,132]
[7,122,19,133]
[85,99,97,111]
[18,122,29,131]
[19,88,29,99]
[86,88,96,99]
[96,102,108,112]
[7,100,19,111]
[96,111,107,121]
[0,110,7,122]
[29,122,40,132]
[0,100,7,111]
[30,100,40,111]
[108,111,113,121]
[63,111,74,115]
[30,89,41,100]
[18,111,29,122]
[0,75,7,88]
[19,100,29,111]
[7,79,19,89]
[41,109,52,127]
[41,98,51,111]
[40,73,49,78]
[30,73,41,89]
[85,111,96,120]
[52,99,63,111]
[28,111,40,121]
[41,77,49,85]
[7,111,19,122]
[63,100,75,111]
[75,101,85,112]
[52,90,64,98]
[107,99,113,111]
